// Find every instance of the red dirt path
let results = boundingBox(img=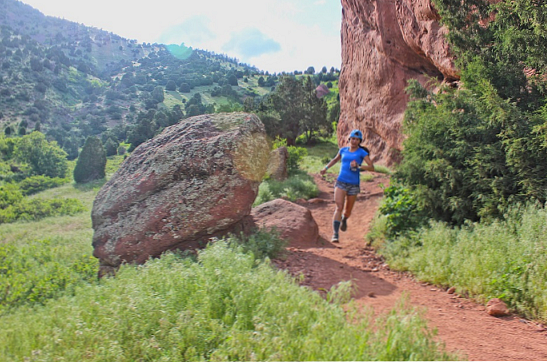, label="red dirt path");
[273,173,547,361]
